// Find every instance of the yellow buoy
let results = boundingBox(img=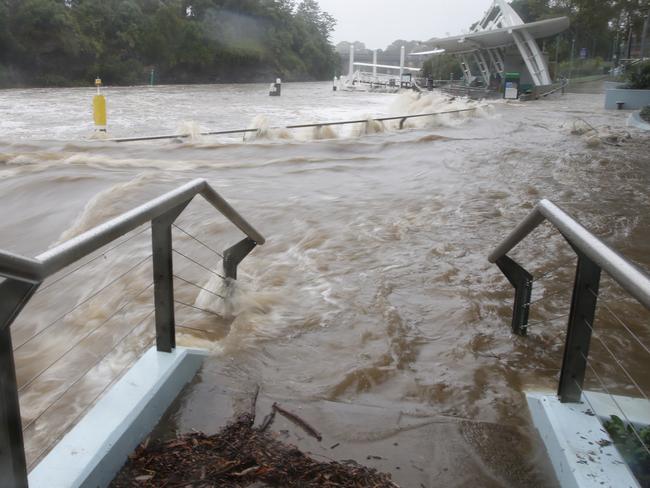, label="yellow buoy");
[93,77,107,132]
